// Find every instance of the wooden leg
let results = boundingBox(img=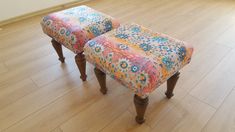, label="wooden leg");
[134,95,149,124]
[75,52,87,81]
[165,72,180,99]
[51,39,65,63]
[94,67,107,95]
